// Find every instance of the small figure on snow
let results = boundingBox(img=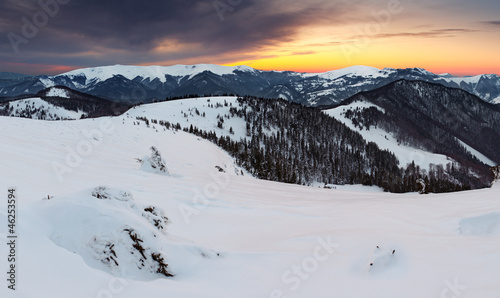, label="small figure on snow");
[417,178,427,194]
